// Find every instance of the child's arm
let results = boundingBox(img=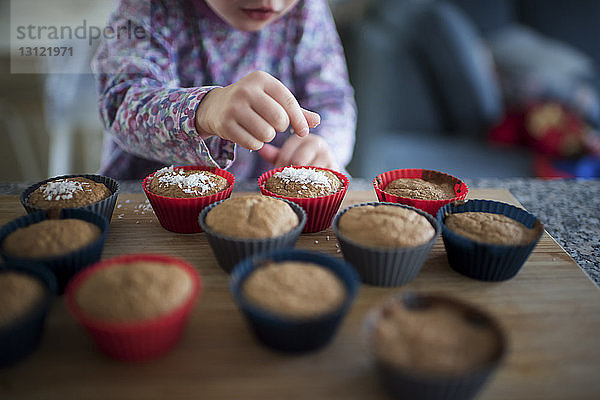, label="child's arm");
[92,1,233,169]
